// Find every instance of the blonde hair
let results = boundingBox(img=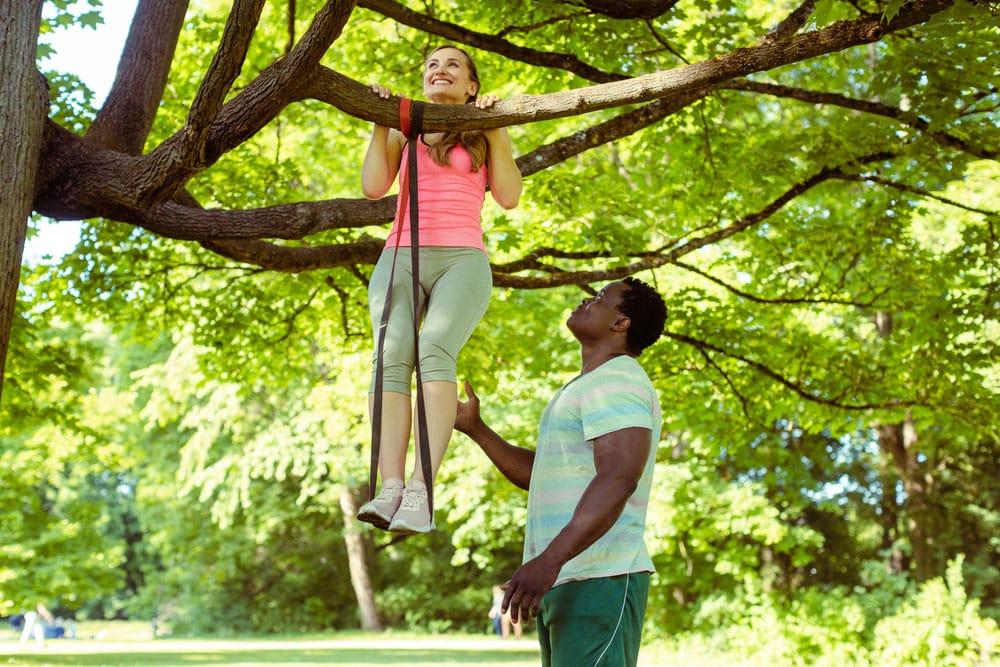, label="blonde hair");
[424,45,488,172]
